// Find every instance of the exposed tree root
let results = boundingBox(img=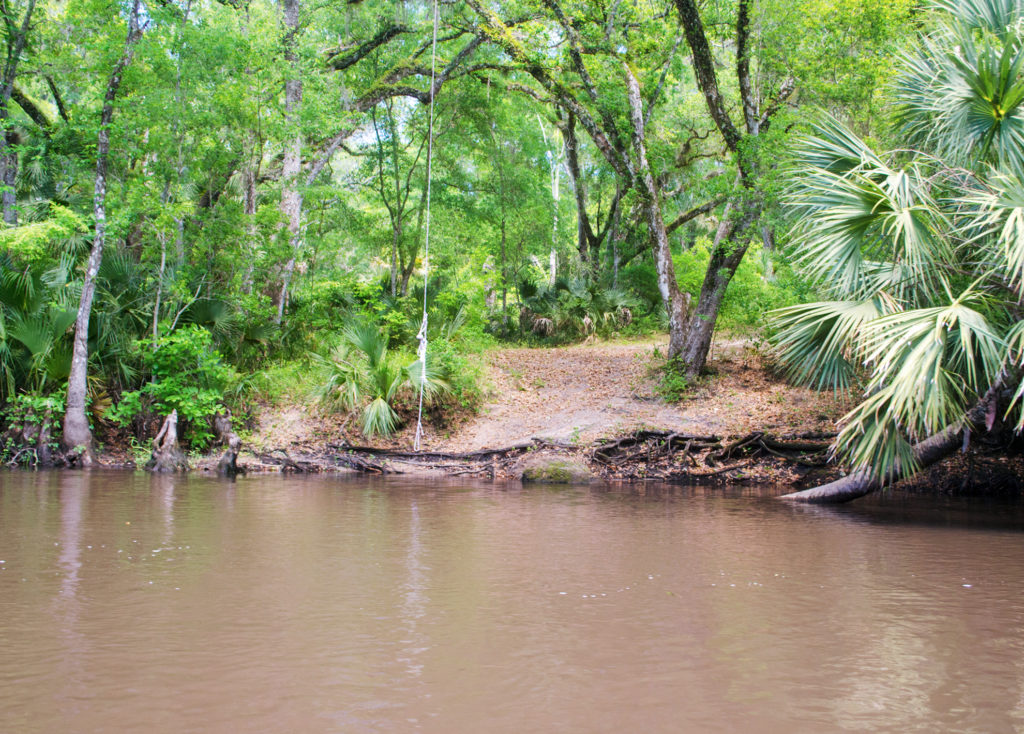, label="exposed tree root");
[239,429,839,485]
